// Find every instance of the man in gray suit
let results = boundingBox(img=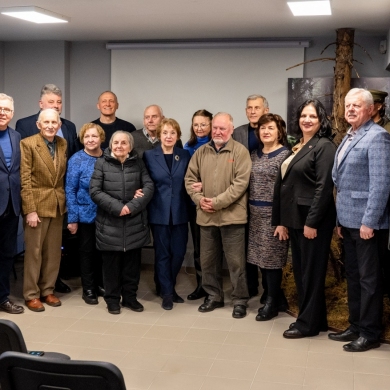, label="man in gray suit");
[233,94,269,299]
[330,88,390,352]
